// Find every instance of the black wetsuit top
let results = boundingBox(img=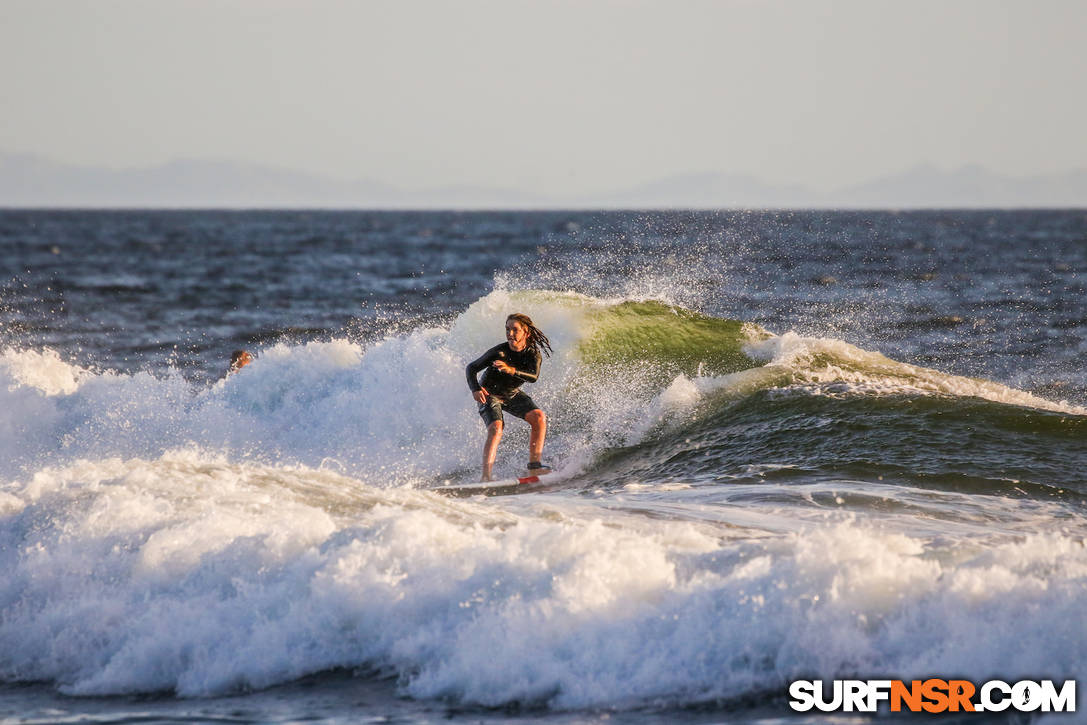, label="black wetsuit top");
[465,343,542,400]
